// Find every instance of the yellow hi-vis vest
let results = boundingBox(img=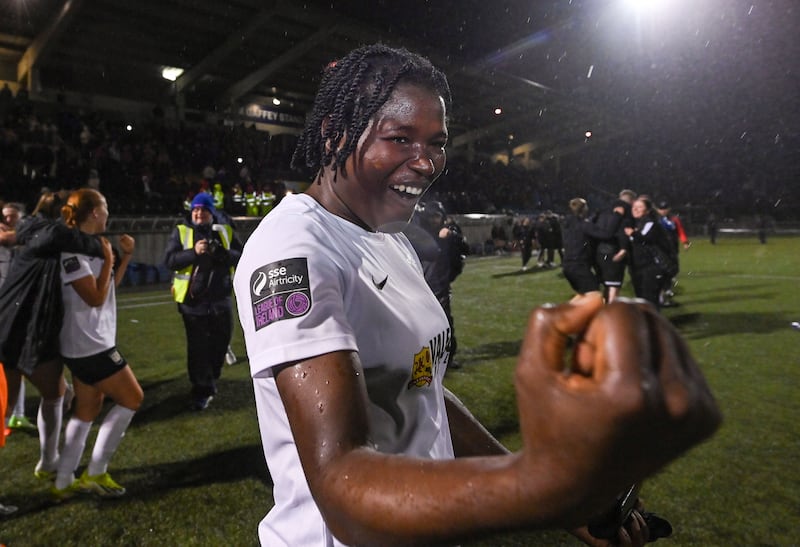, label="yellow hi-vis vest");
[171,223,234,303]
